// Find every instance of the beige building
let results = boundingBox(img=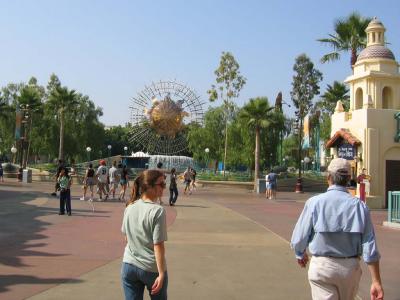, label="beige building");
[327,18,400,209]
